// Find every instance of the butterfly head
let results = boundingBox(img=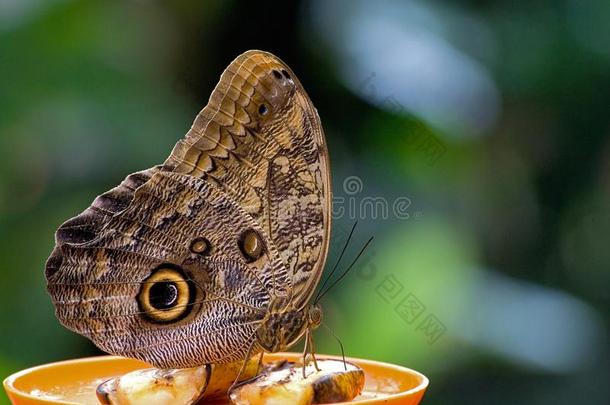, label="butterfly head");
[307,303,323,330]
